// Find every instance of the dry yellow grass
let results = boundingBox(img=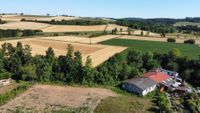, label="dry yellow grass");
[0,85,117,113]
[39,35,119,44]
[0,15,48,22]
[0,22,51,30]
[37,16,79,21]
[42,25,107,32]
[0,36,126,67]
[106,24,128,31]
